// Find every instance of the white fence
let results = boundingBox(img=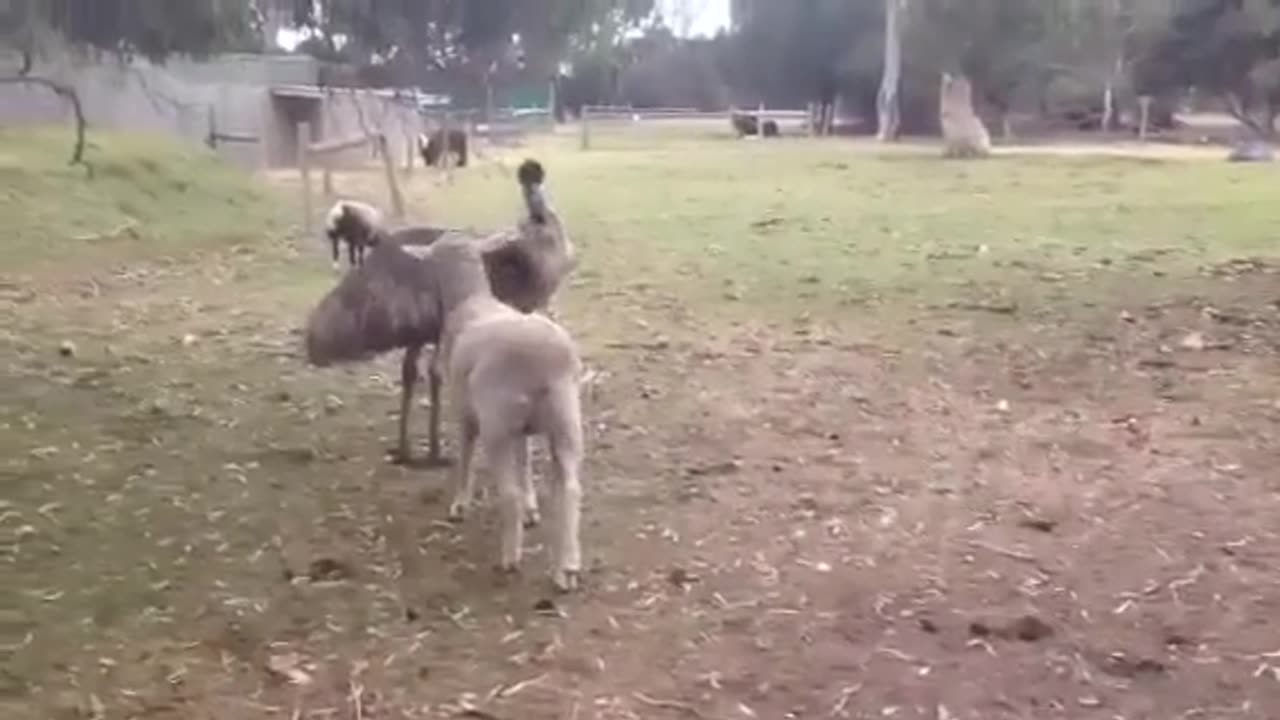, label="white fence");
[578,105,814,150]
